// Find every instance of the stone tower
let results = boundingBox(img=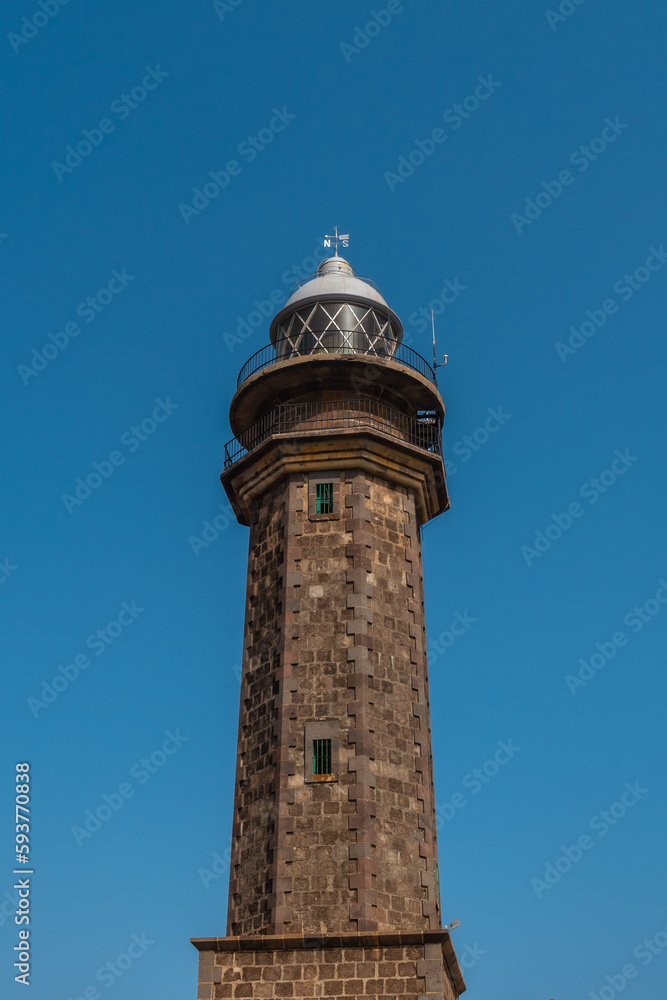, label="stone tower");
[192,252,465,999]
